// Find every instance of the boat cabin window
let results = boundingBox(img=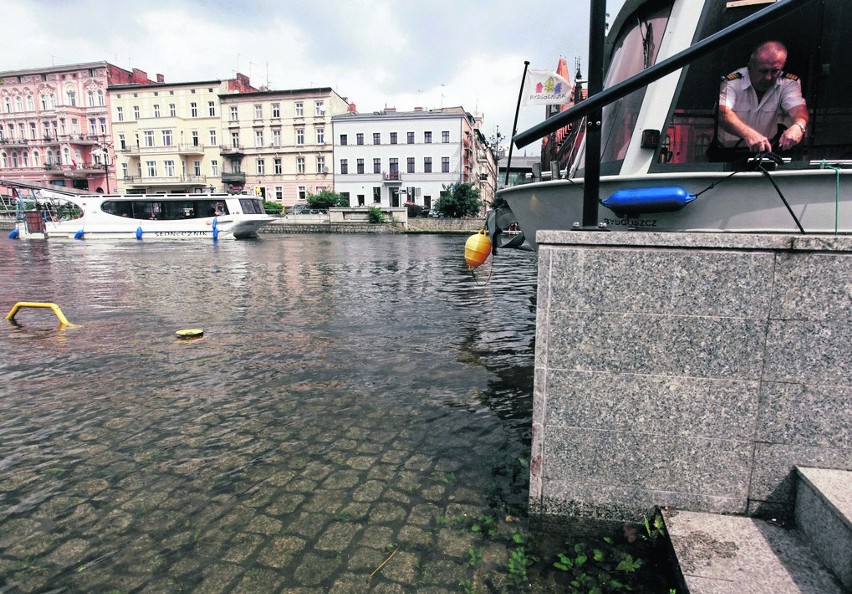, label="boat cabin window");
[101,199,230,220]
[651,0,852,170]
[599,1,672,173]
[238,198,265,214]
